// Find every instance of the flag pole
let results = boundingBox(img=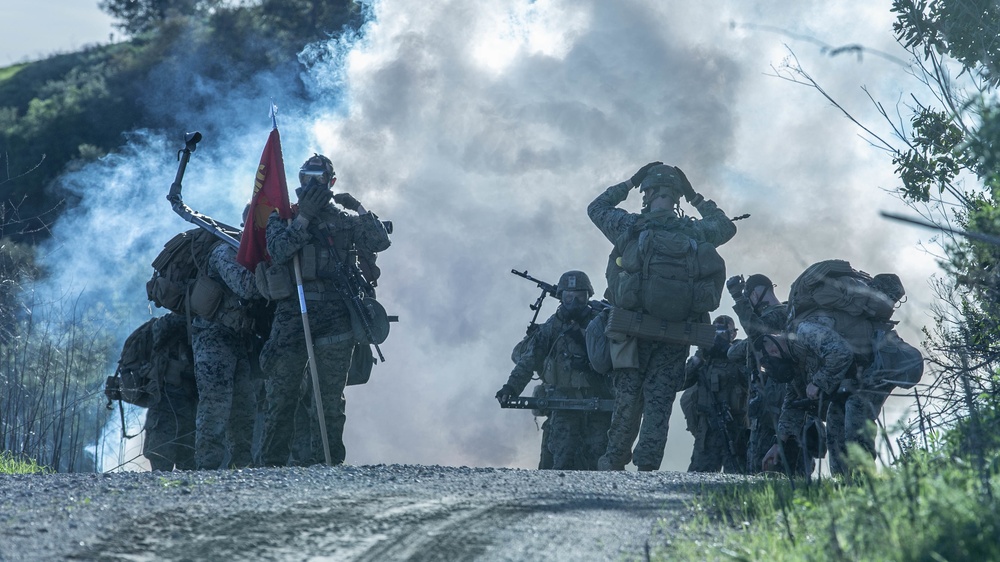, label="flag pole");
[293,252,333,465]
[273,101,332,465]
